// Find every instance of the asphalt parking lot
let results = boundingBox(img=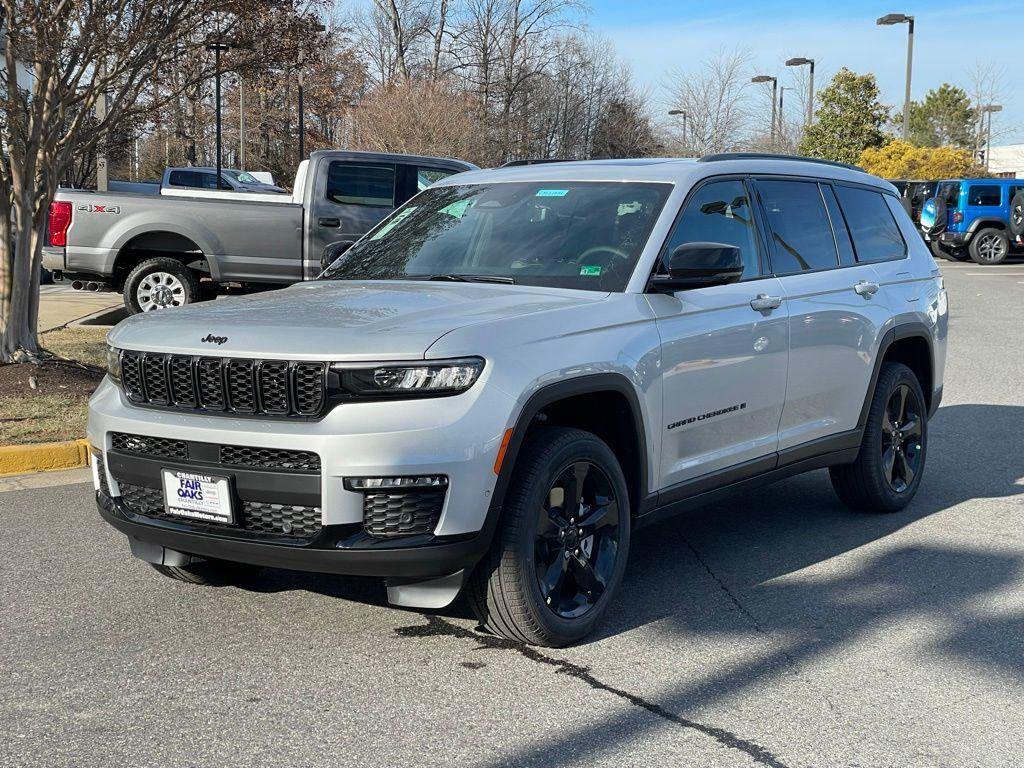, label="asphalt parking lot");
[2,261,1023,768]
